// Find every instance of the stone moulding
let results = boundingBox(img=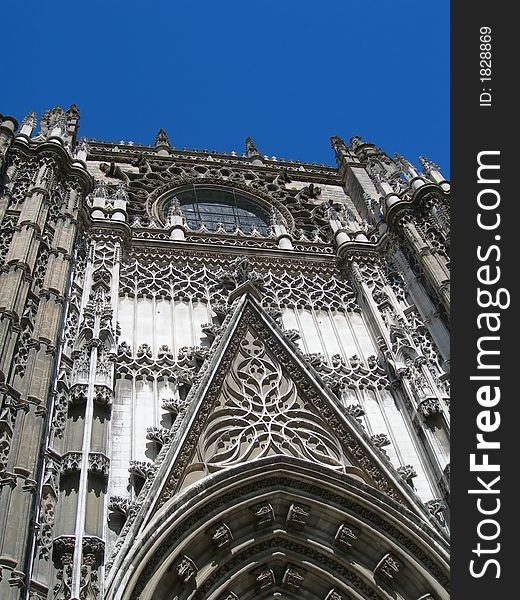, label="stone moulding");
[103,458,449,599]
